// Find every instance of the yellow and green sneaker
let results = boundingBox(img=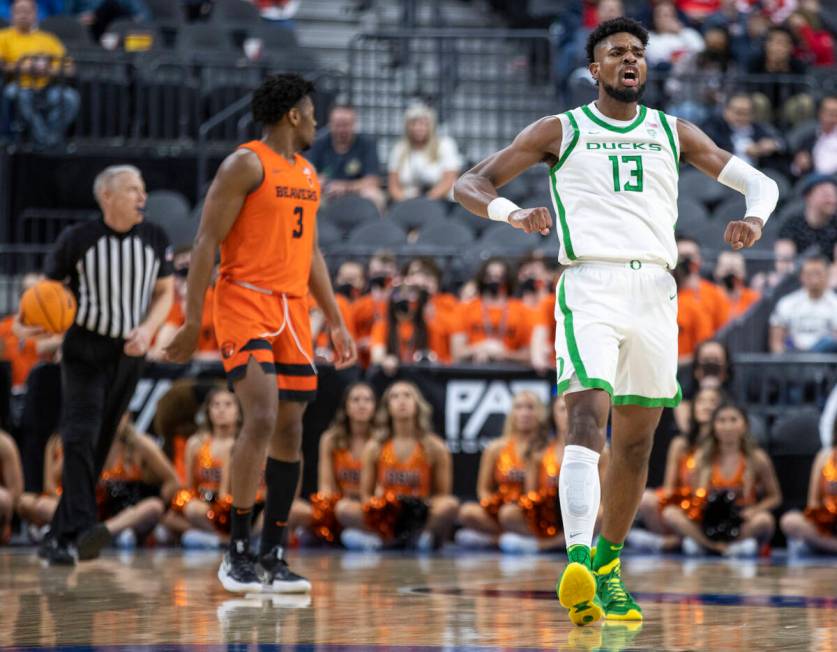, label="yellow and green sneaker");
[595,558,643,621]
[557,546,604,627]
